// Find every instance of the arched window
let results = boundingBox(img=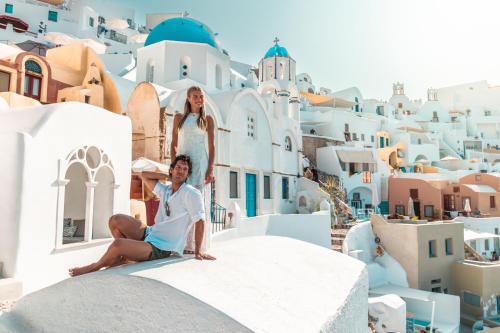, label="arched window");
[24,59,43,100]
[59,146,116,246]
[285,136,292,151]
[25,60,42,74]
